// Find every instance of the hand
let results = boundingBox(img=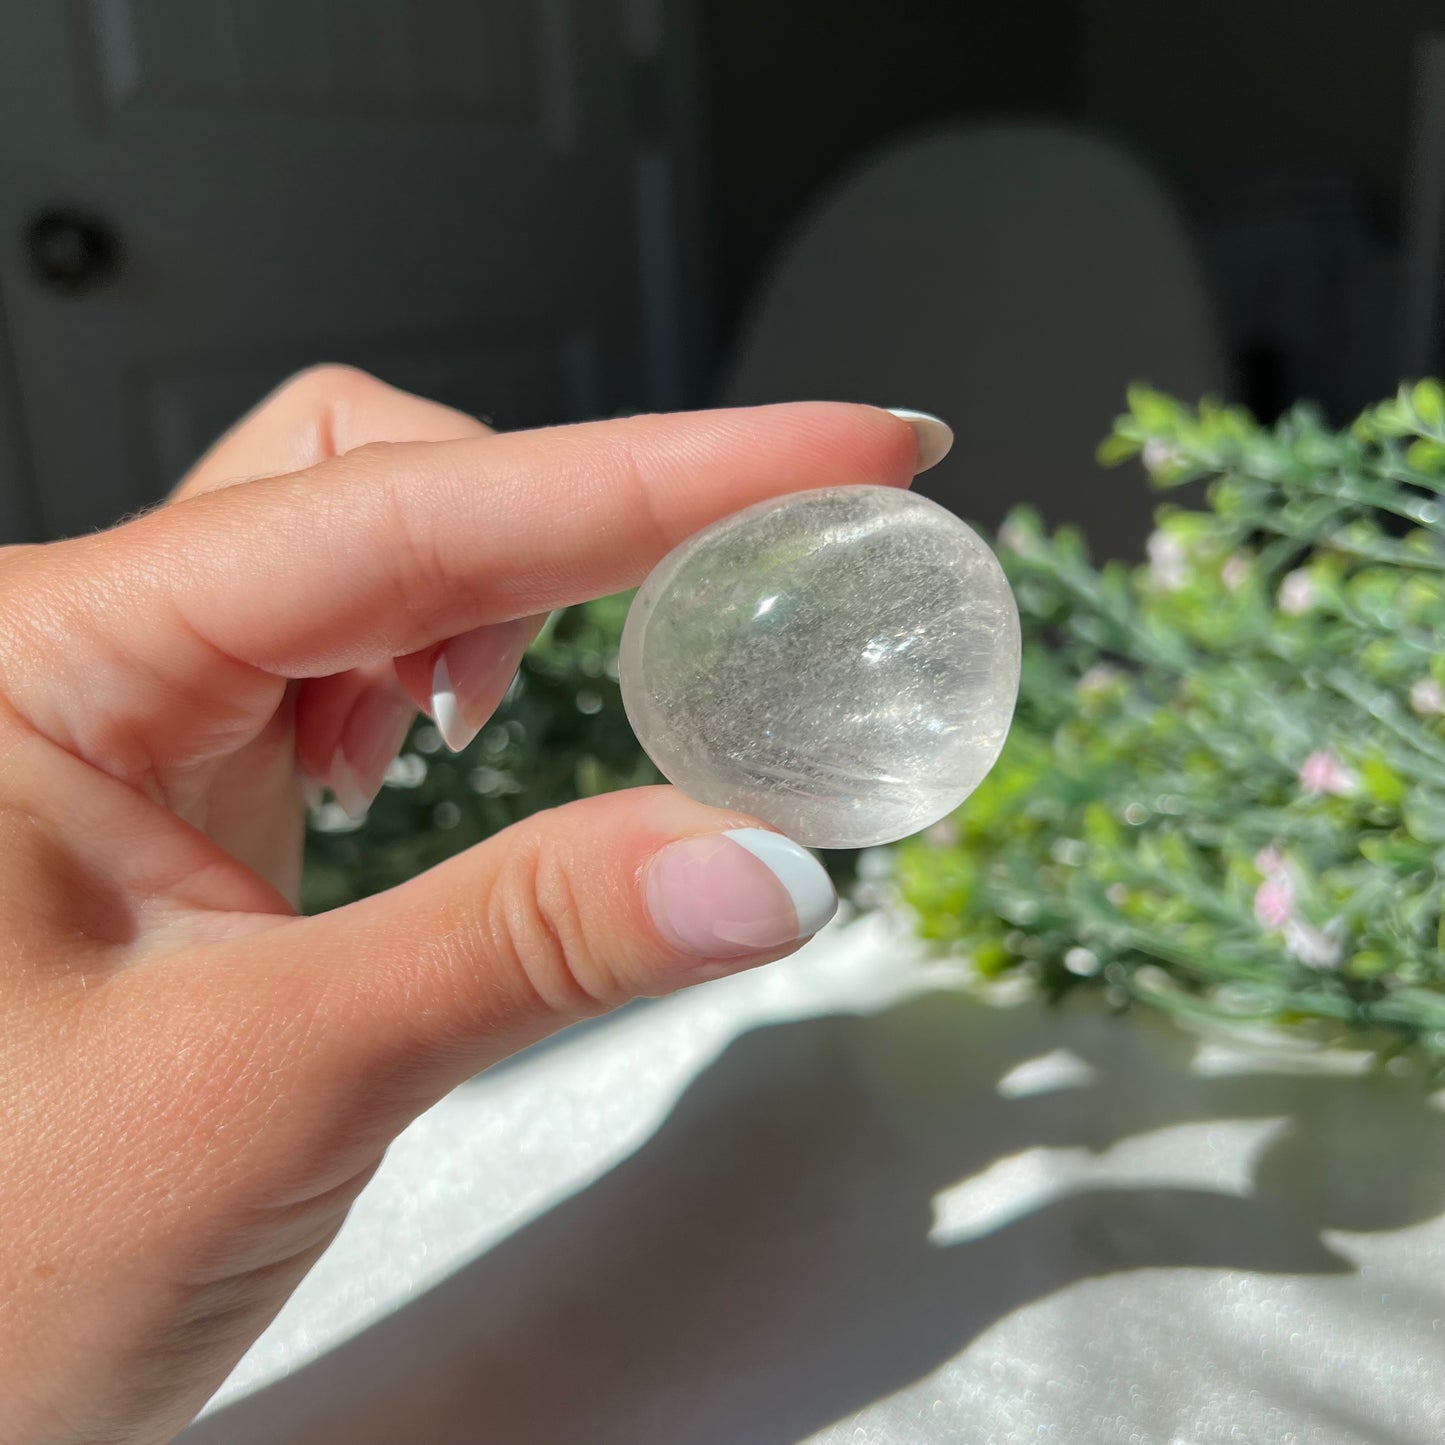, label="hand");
[0,366,937,1444]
